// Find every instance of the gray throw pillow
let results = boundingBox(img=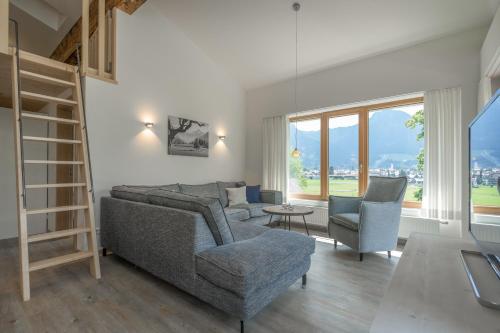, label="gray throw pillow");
[110,185,158,203]
[147,189,234,246]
